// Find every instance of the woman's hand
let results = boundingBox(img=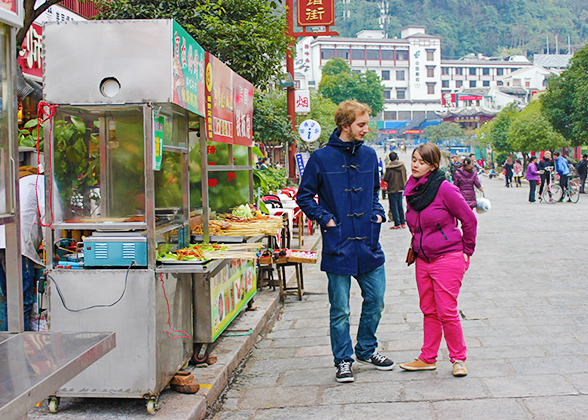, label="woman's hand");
[464,253,471,271]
